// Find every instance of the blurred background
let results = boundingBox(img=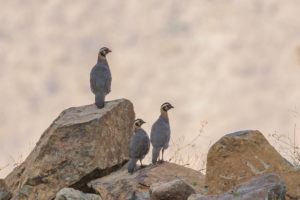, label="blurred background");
[1,0,300,178]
